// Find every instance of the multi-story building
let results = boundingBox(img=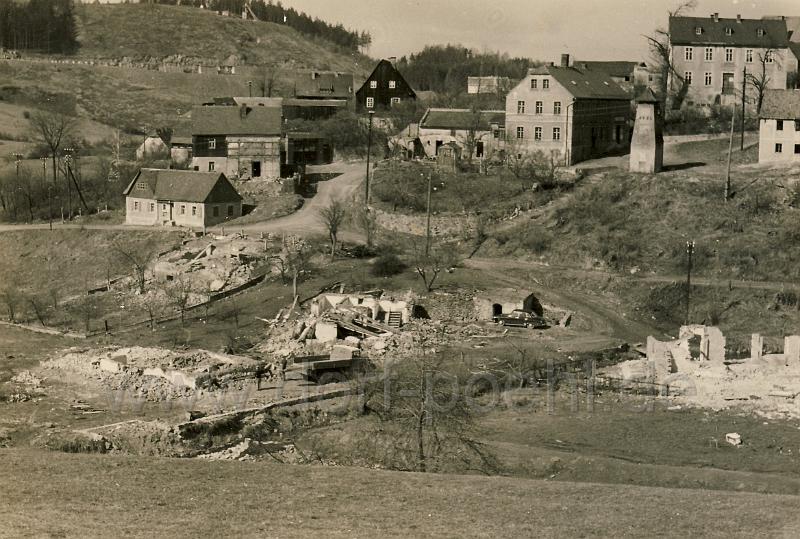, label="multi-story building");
[467,76,511,95]
[355,58,416,112]
[574,61,661,95]
[758,89,800,163]
[505,55,631,165]
[669,13,793,106]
